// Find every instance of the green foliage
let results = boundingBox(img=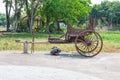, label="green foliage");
[34,0,92,33]
[90,0,120,28]
[0,13,6,26]
[17,20,29,32]
[41,0,91,22]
